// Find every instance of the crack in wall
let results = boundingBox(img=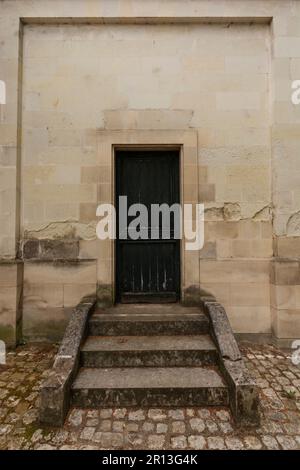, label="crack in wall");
[204,203,272,222]
[24,221,97,241]
[24,204,273,242]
